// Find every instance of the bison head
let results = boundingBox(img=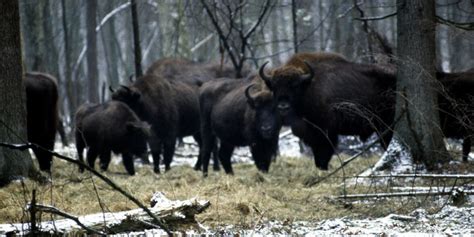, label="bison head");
[110,85,143,114]
[245,84,281,139]
[126,121,151,157]
[259,61,314,120]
